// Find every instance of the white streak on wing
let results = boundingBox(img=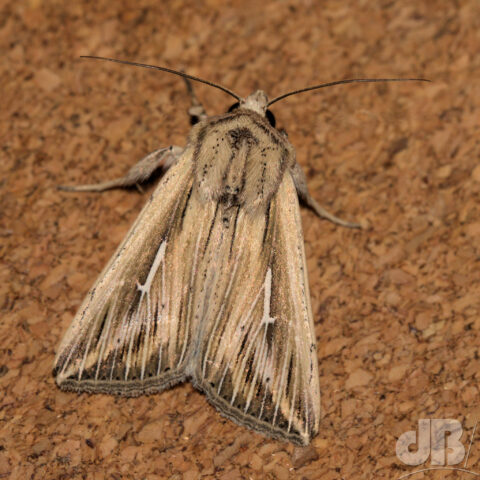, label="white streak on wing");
[213,230,249,394]
[140,268,161,380]
[262,268,273,320]
[258,356,272,419]
[138,241,167,297]
[303,350,309,433]
[162,253,166,315]
[140,306,151,381]
[78,317,97,380]
[59,338,78,378]
[273,340,291,426]
[217,354,231,395]
[59,347,75,378]
[244,268,275,414]
[189,222,225,376]
[109,311,129,380]
[256,342,275,419]
[290,283,311,433]
[201,237,242,379]
[60,296,107,378]
[123,309,138,381]
[59,332,80,378]
[276,193,314,434]
[227,289,265,402]
[230,268,273,406]
[228,321,267,405]
[178,221,204,368]
[156,238,168,375]
[124,240,167,381]
[243,323,268,413]
[94,303,115,380]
